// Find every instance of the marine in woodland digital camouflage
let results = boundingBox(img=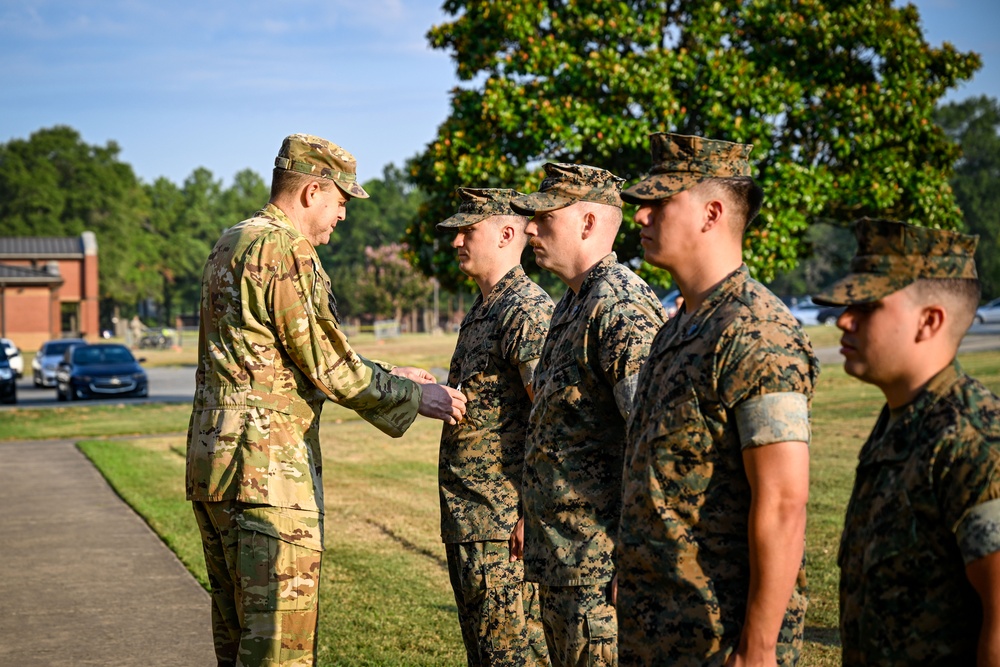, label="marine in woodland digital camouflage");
[839,361,1000,665]
[618,266,818,667]
[813,218,979,306]
[621,133,753,205]
[185,202,423,512]
[446,541,550,667]
[194,501,322,666]
[438,193,553,667]
[274,133,370,199]
[510,163,624,215]
[522,253,666,586]
[440,264,554,542]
